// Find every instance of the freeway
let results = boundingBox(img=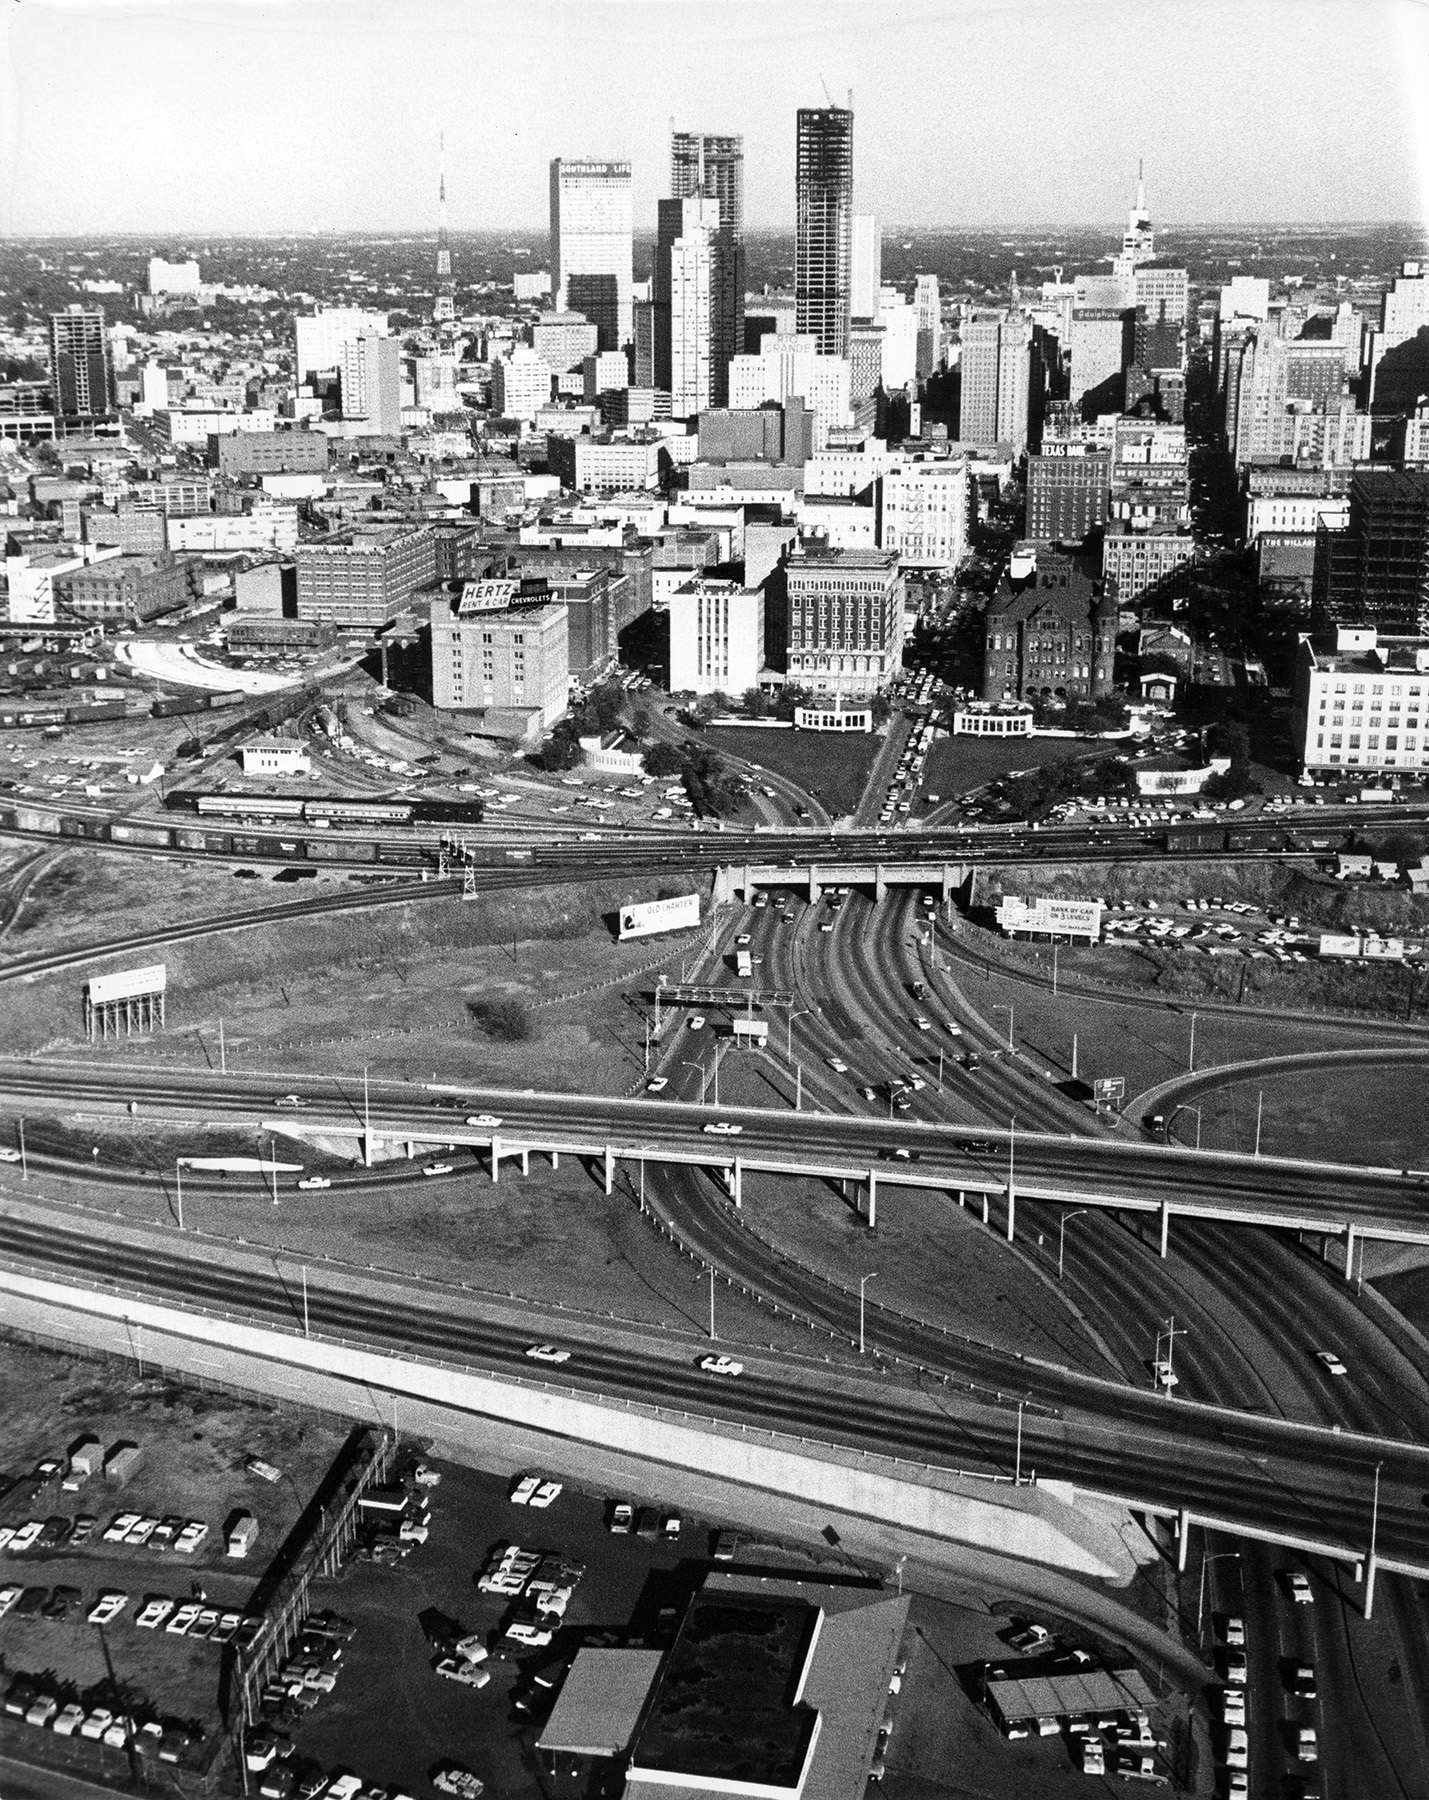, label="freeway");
[3,1203,1429,1578]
